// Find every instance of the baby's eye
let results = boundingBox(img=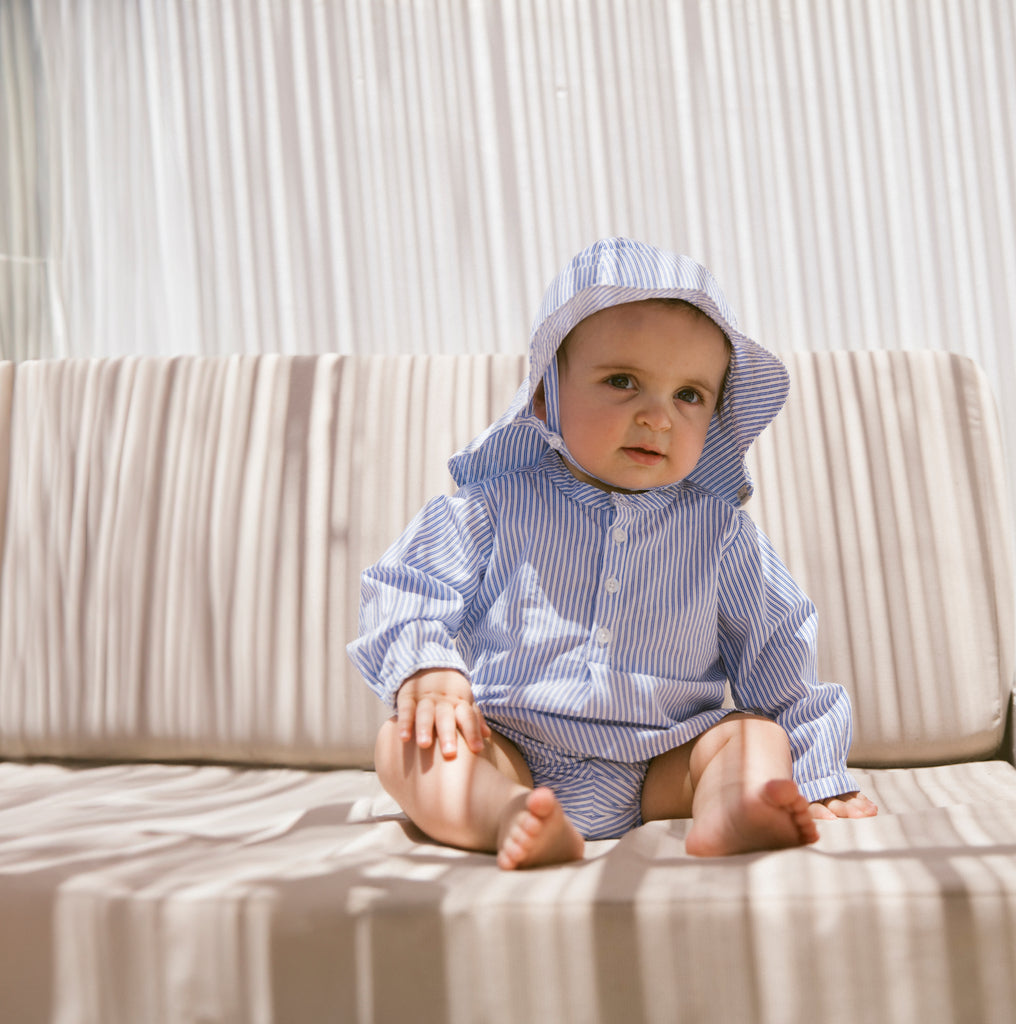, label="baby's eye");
[606,374,636,391]
[676,387,703,405]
